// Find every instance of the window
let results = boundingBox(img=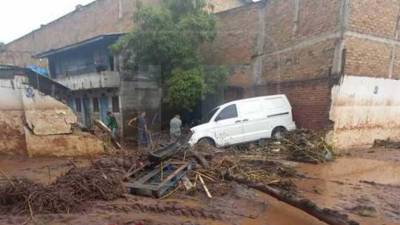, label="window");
[112,96,120,113]
[93,97,99,112]
[202,107,219,124]
[216,104,237,121]
[75,98,82,112]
